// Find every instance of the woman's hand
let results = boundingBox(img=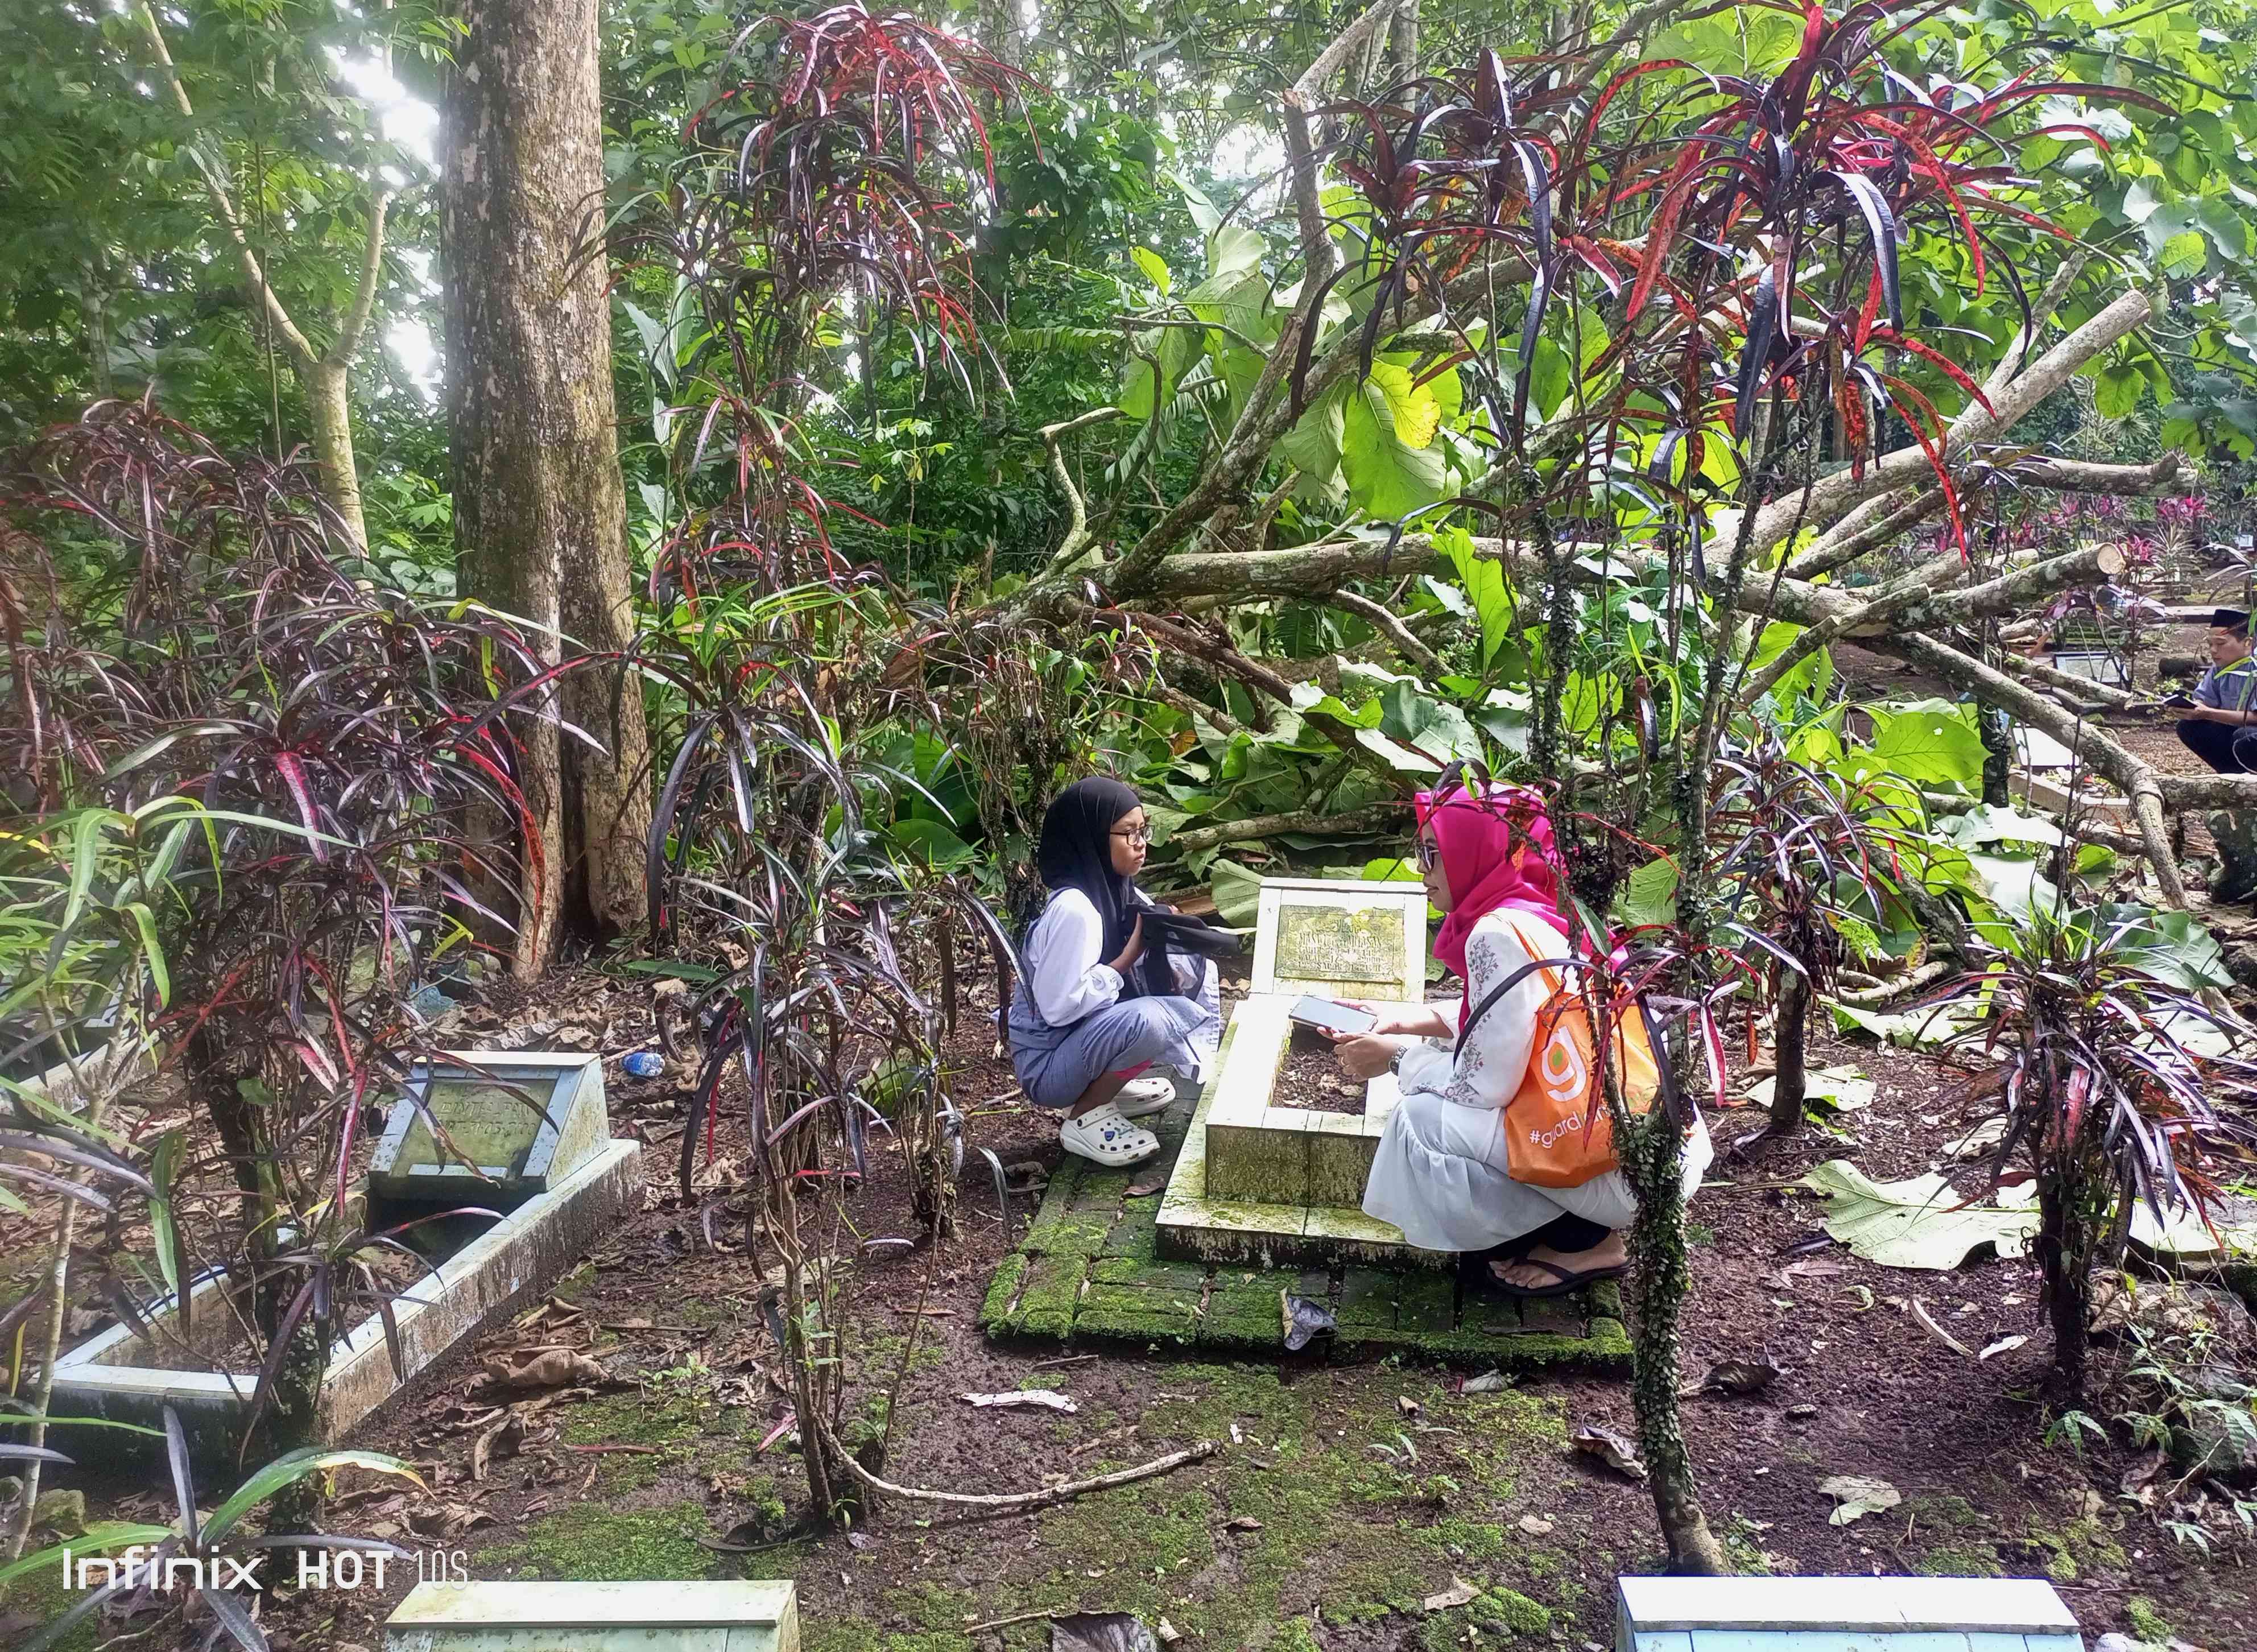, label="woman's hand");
[1342,1000,1451,1039]
[1108,914,1146,975]
[1328,1031,1404,1080]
